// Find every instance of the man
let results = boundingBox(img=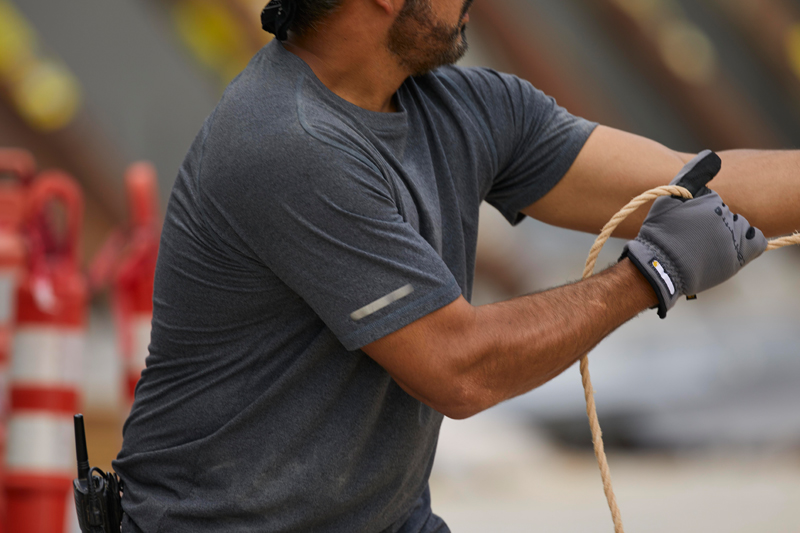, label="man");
[113,0,799,531]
